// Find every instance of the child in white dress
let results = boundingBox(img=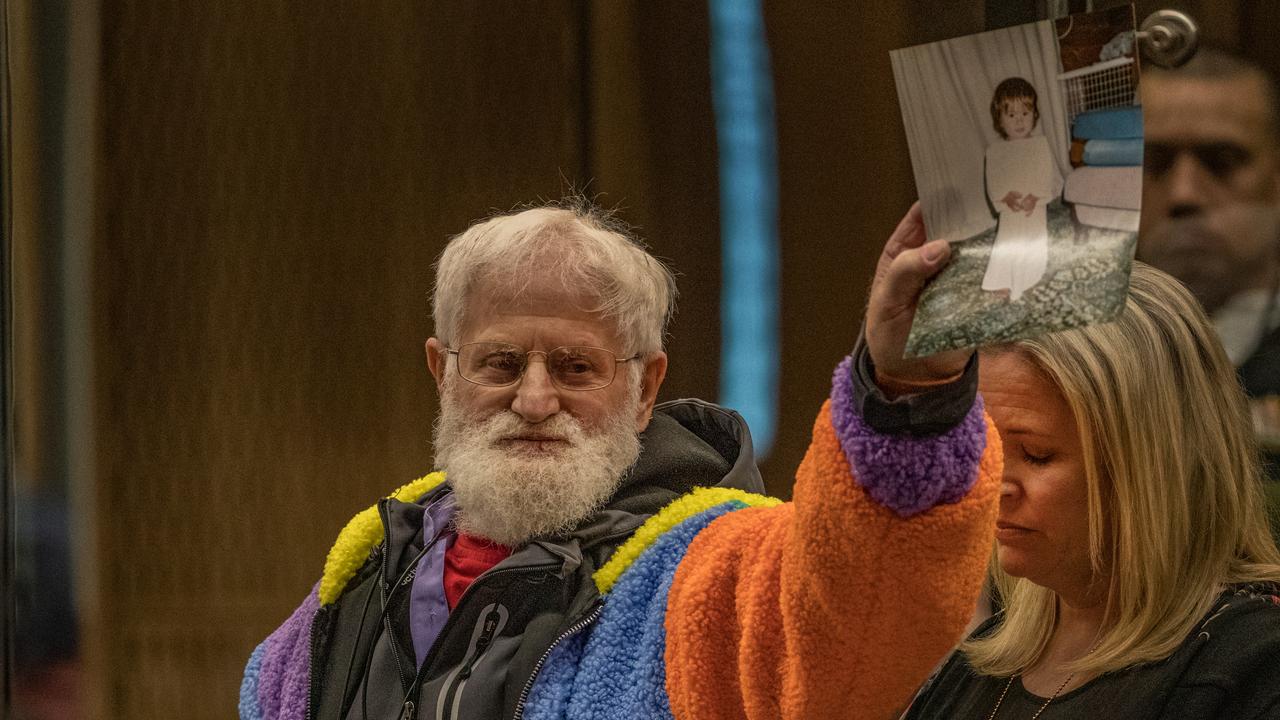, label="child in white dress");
[982,77,1063,301]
